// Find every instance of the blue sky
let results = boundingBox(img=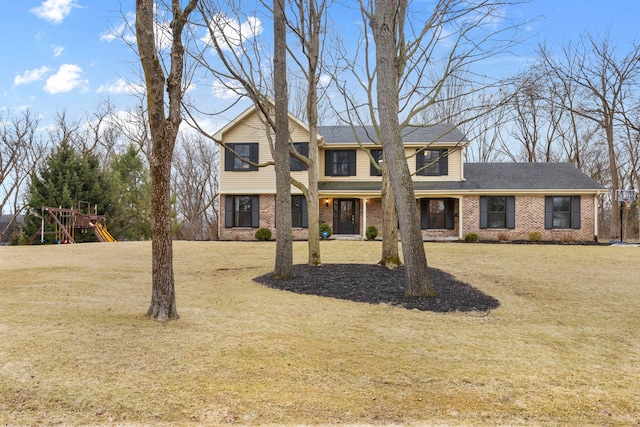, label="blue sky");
[2,0,640,131]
